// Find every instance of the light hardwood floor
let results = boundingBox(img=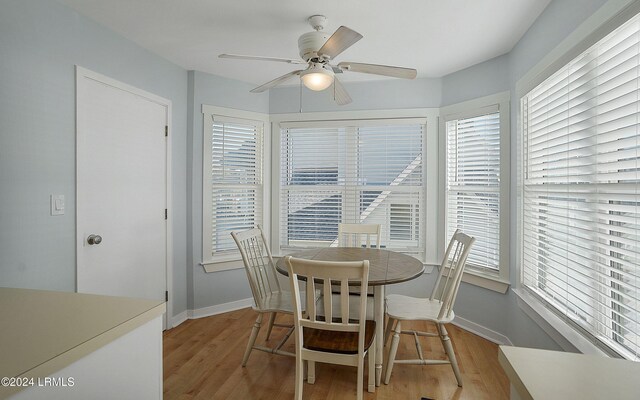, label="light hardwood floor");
[163,308,509,400]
